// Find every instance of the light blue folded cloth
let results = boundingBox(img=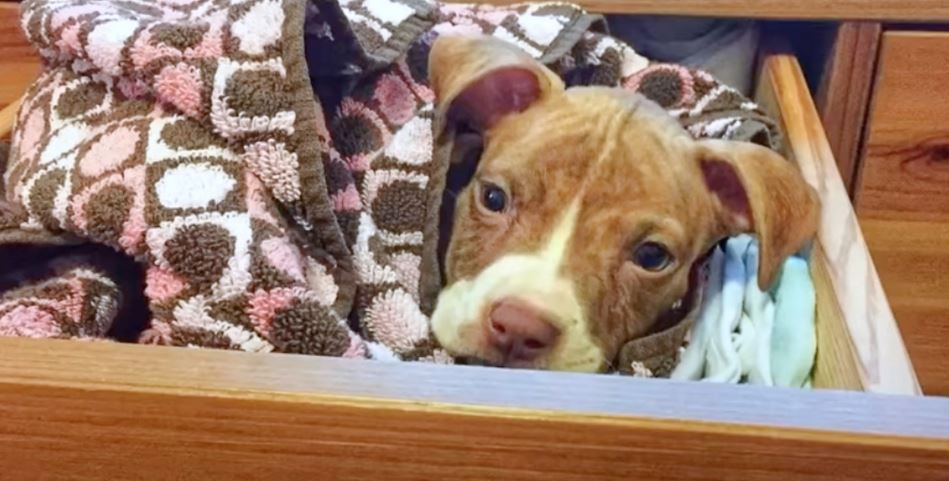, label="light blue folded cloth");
[771,254,817,388]
[671,235,816,388]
